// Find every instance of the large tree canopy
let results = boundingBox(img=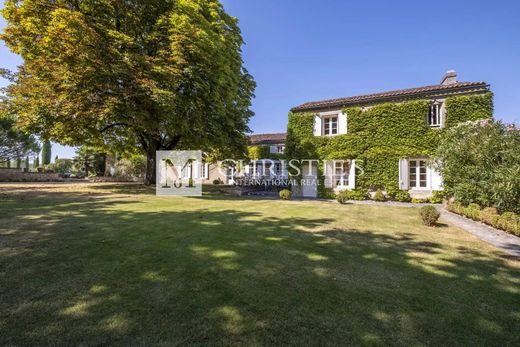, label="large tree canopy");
[1,0,255,184]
